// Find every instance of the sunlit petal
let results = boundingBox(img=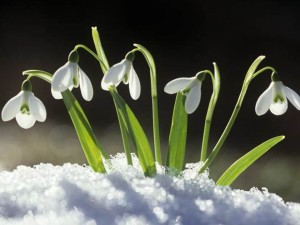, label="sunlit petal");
[1,91,23,121]
[101,59,128,90]
[164,77,194,94]
[79,67,93,101]
[128,65,141,100]
[52,62,75,92]
[270,99,288,115]
[284,86,300,110]
[51,88,63,99]
[185,82,202,114]
[28,93,46,122]
[16,113,36,129]
[255,83,273,116]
